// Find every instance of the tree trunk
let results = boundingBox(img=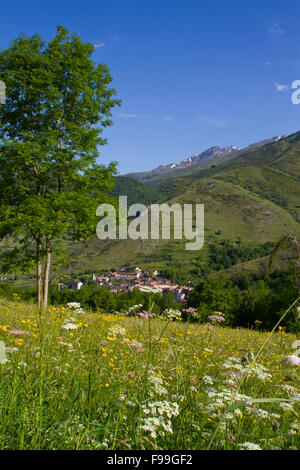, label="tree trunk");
[42,235,51,312]
[36,236,42,311]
